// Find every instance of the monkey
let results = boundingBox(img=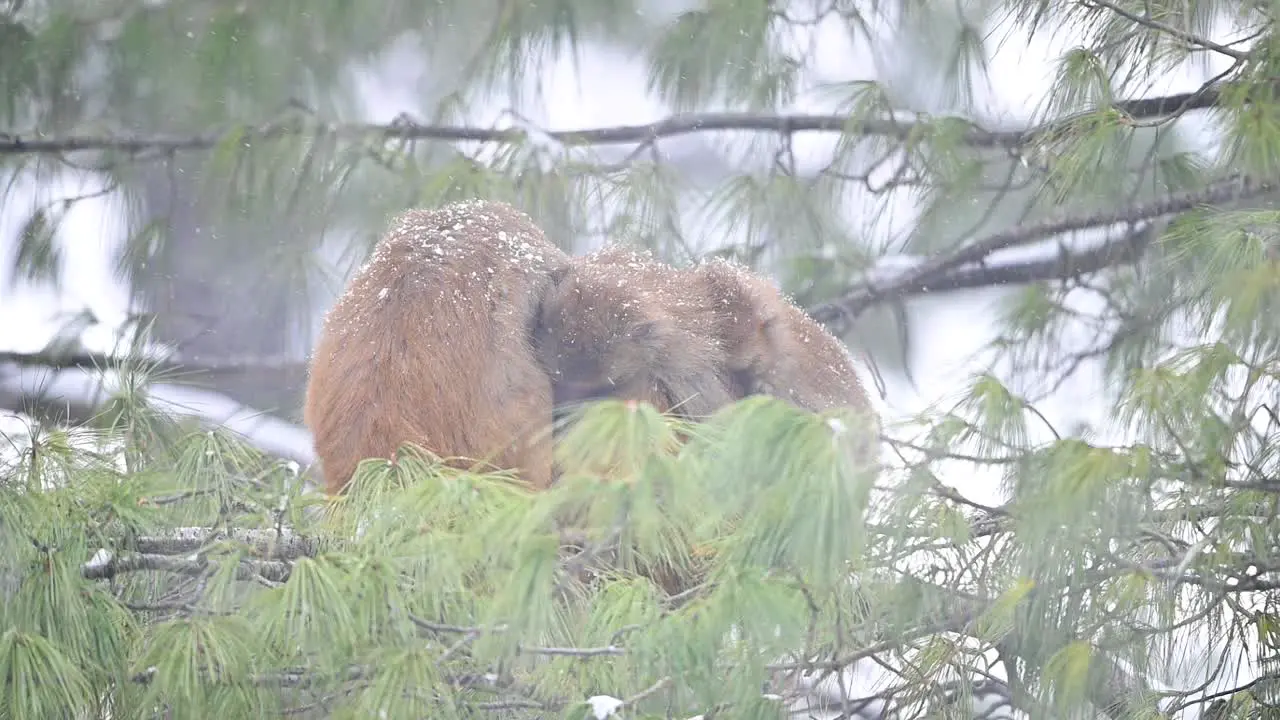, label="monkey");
[536,247,880,603]
[696,255,882,465]
[533,246,876,423]
[531,244,742,421]
[693,256,876,416]
[303,199,570,496]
